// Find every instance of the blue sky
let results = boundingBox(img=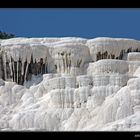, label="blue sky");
[0,8,140,39]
